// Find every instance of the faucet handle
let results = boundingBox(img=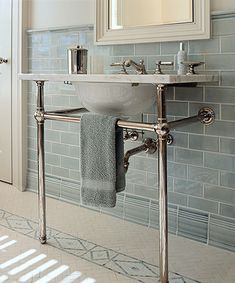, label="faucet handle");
[155,61,174,74]
[110,61,128,74]
[181,61,205,75]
